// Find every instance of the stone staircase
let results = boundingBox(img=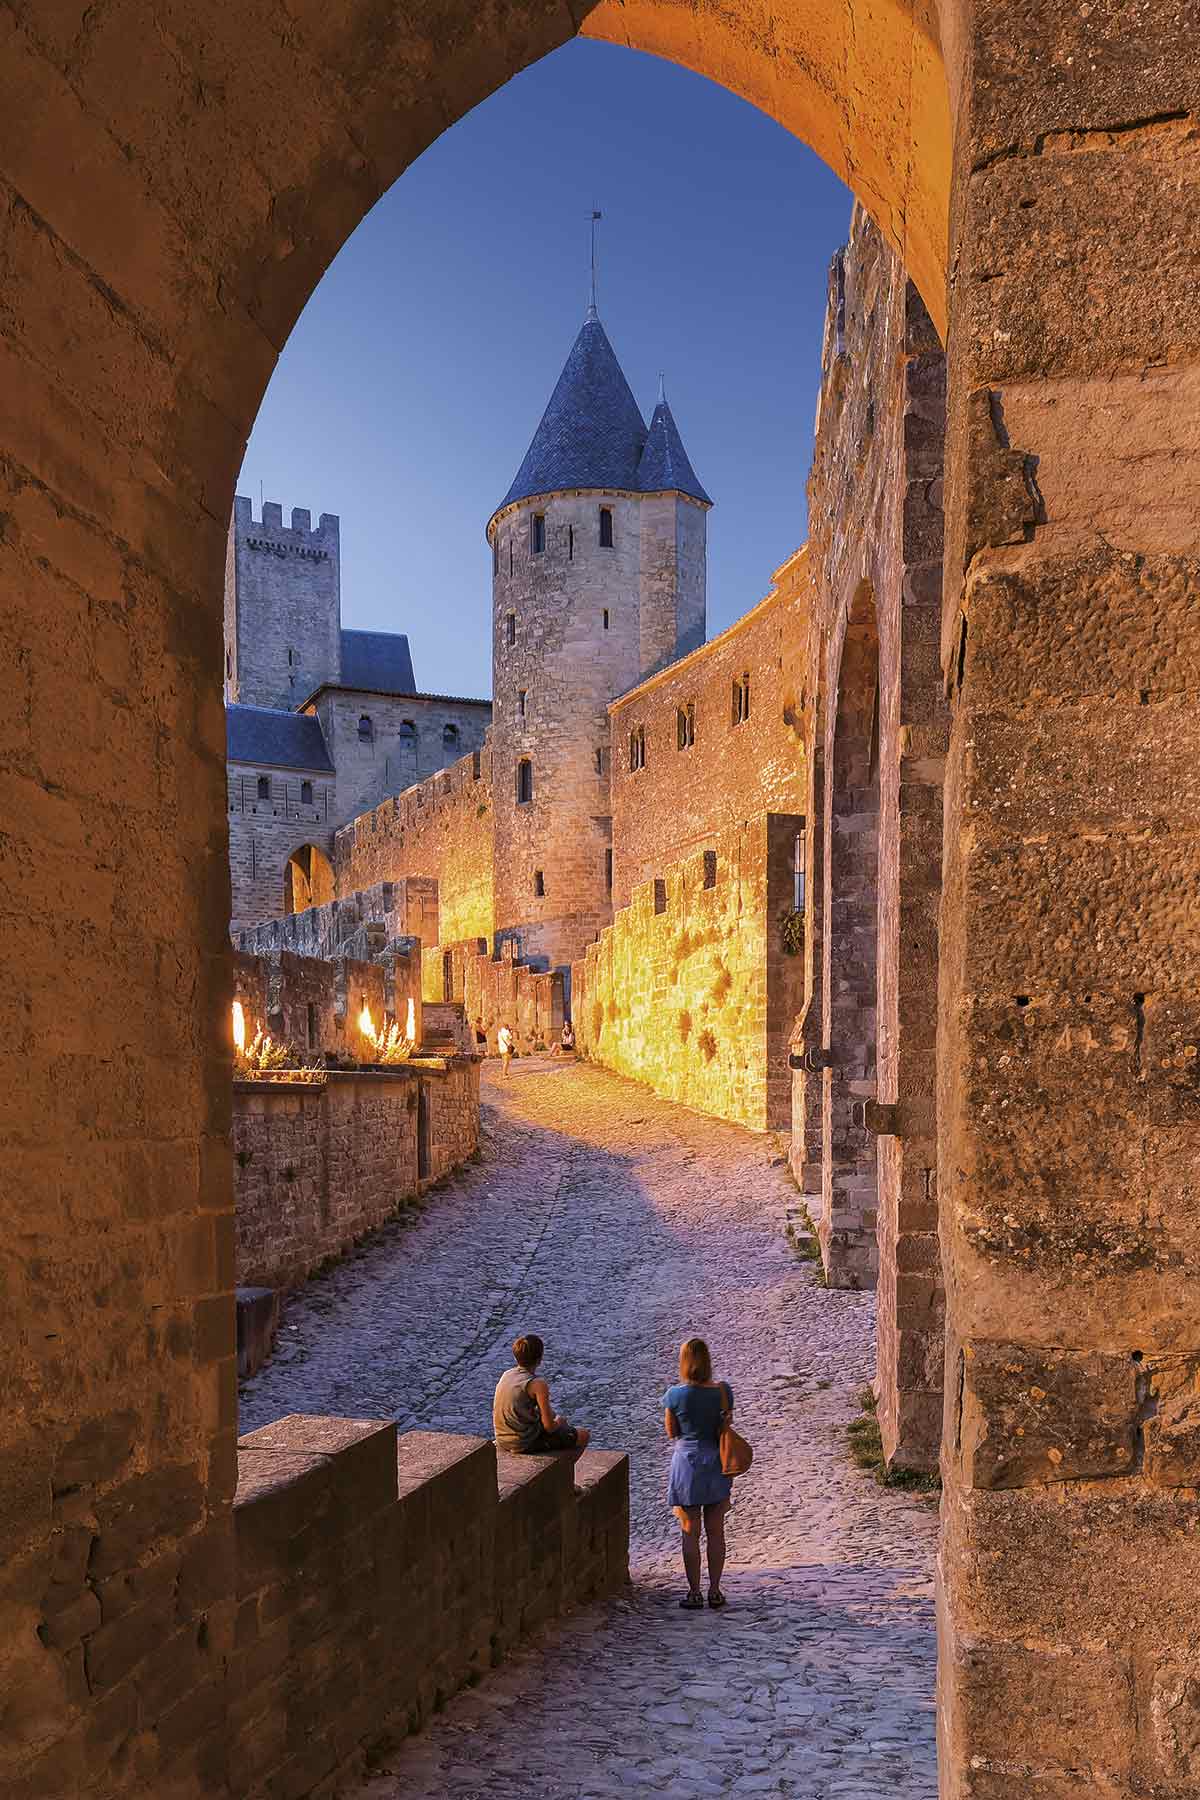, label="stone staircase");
[421,1000,467,1055]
